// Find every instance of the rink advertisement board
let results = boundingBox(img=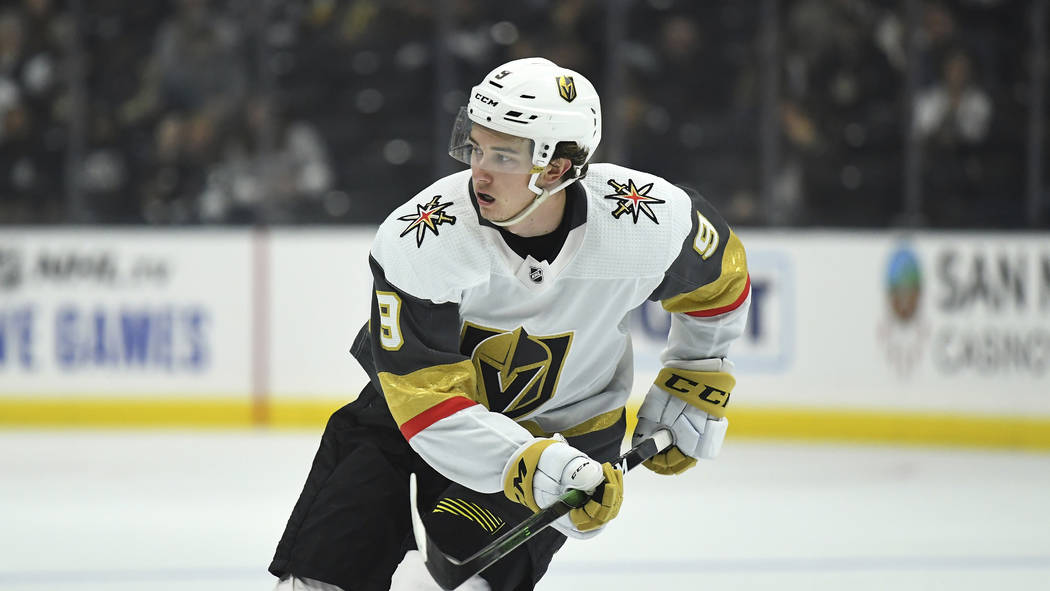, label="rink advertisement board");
[1,227,1048,448]
[632,231,1050,413]
[0,229,254,397]
[266,228,373,398]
